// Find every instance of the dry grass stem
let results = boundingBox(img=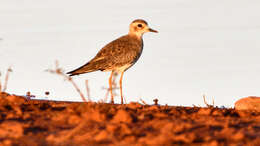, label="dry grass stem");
[192,104,201,107]
[69,79,87,102]
[124,96,127,104]
[203,94,215,108]
[3,67,12,92]
[0,67,12,92]
[85,80,91,102]
[140,98,147,105]
[46,61,87,102]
